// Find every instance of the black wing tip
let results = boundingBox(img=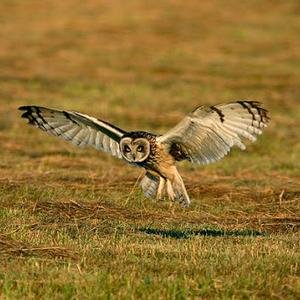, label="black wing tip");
[18,105,41,116]
[237,100,266,110]
[237,100,270,123]
[19,106,32,118]
[21,111,28,118]
[18,106,39,125]
[248,101,271,122]
[18,106,27,111]
[18,105,36,111]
